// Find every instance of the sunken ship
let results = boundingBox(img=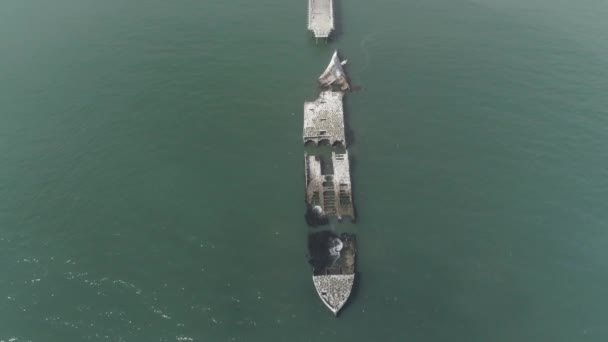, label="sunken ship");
[304,51,357,315]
